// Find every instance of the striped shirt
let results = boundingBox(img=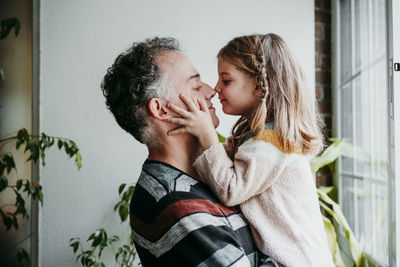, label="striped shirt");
[129,160,259,267]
